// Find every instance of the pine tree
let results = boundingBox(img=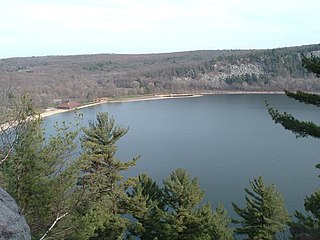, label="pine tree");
[1,97,142,239]
[67,112,138,239]
[289,190,320,239]
[267,55,320,139]
[160,168,213,240]
[128,168,233,240]
[302,55,320,76]
[211,204,234,240]
[1,104,140,239]
[0,103,80,239]
[79,112,137,198]
[127,173,164,239]
[232,176,289,240]
[0,94,38,164]
[266,55,320,238]
[0,115,51,235]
